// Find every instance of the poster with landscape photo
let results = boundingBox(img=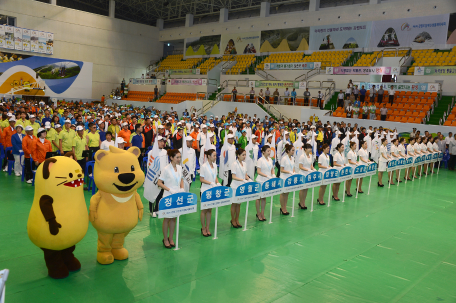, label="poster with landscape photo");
[447,13,456,44]
[260,27,309,53]
[185,35,221,57]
